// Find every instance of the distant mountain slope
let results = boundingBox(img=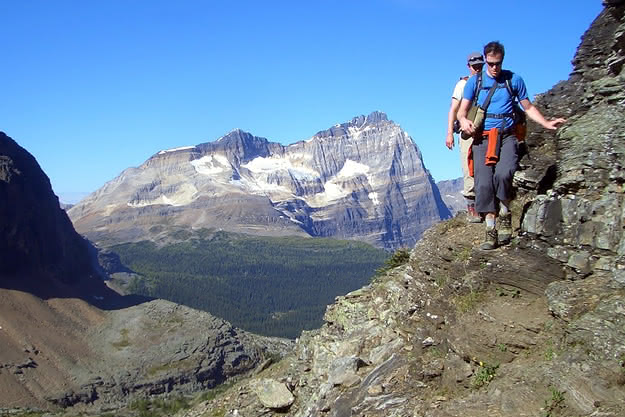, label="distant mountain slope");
[68,112,450,250]
[108,230,388,338]
[436,177,464,215]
